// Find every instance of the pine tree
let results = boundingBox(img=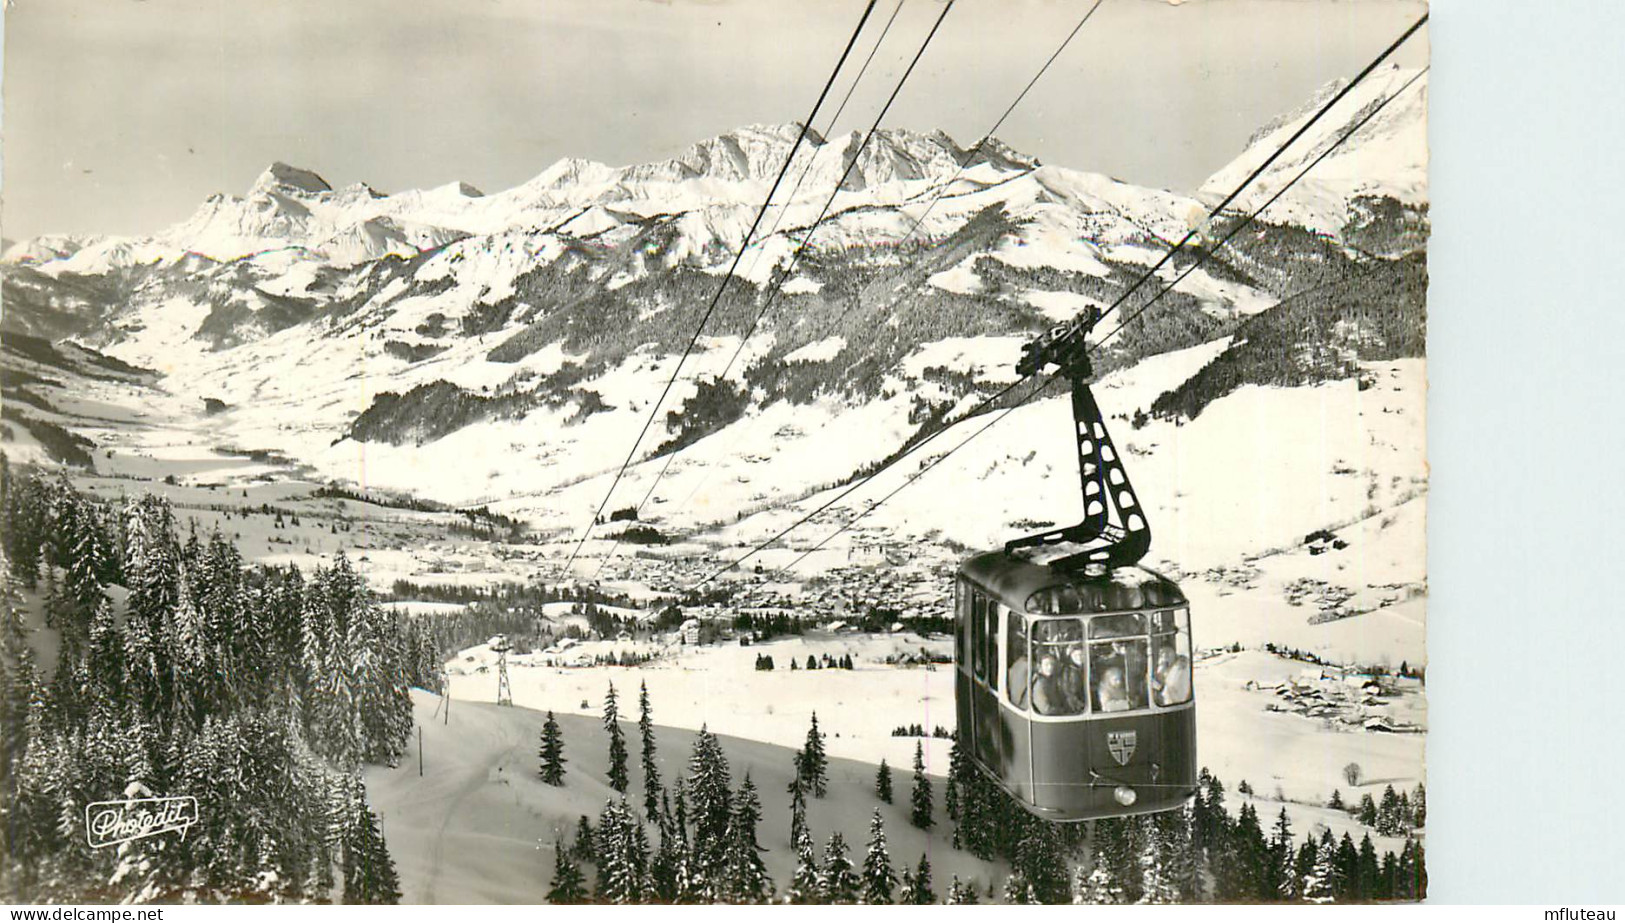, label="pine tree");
[650,791,682,902]
[595,797,648,903]
[342,799,401,904]
[1294,835,1319,901]
[1077,862,1125,904]
[1216,801,1268,900]
[1356,833,1380,901]
[1334,833,1359,902]
[1411,782,1426,829]
[875,758,893,803]
[802,713,828,797]
[860,809,897,904]
[1397,838,1426,900]
[538,710,567,786]
[572,815,597,865]
[1268,807,1295,900]
[787,808,822,904]
[1358,792,1378,827]
[909,741,933,829]
[788,773,808,850]
[947,875,980,904]
[1159,803,1201,902]
[604,681,629,794]
[638,680,660,818]
[1379,848,1400,900]
[1003,872,1038,904]
[1303,835,1338,903]
[943,733,962,821]
[1007,812,1069,903]
[546,837,588,903]
[953,764,997,859]
[819,832,859,903]
[1136,815,1179,904]
[905,852,935,904]
[686,726,733,887]
[1377,784,1402,836]
[1328,788,1346,811]
[721,773,771,902]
